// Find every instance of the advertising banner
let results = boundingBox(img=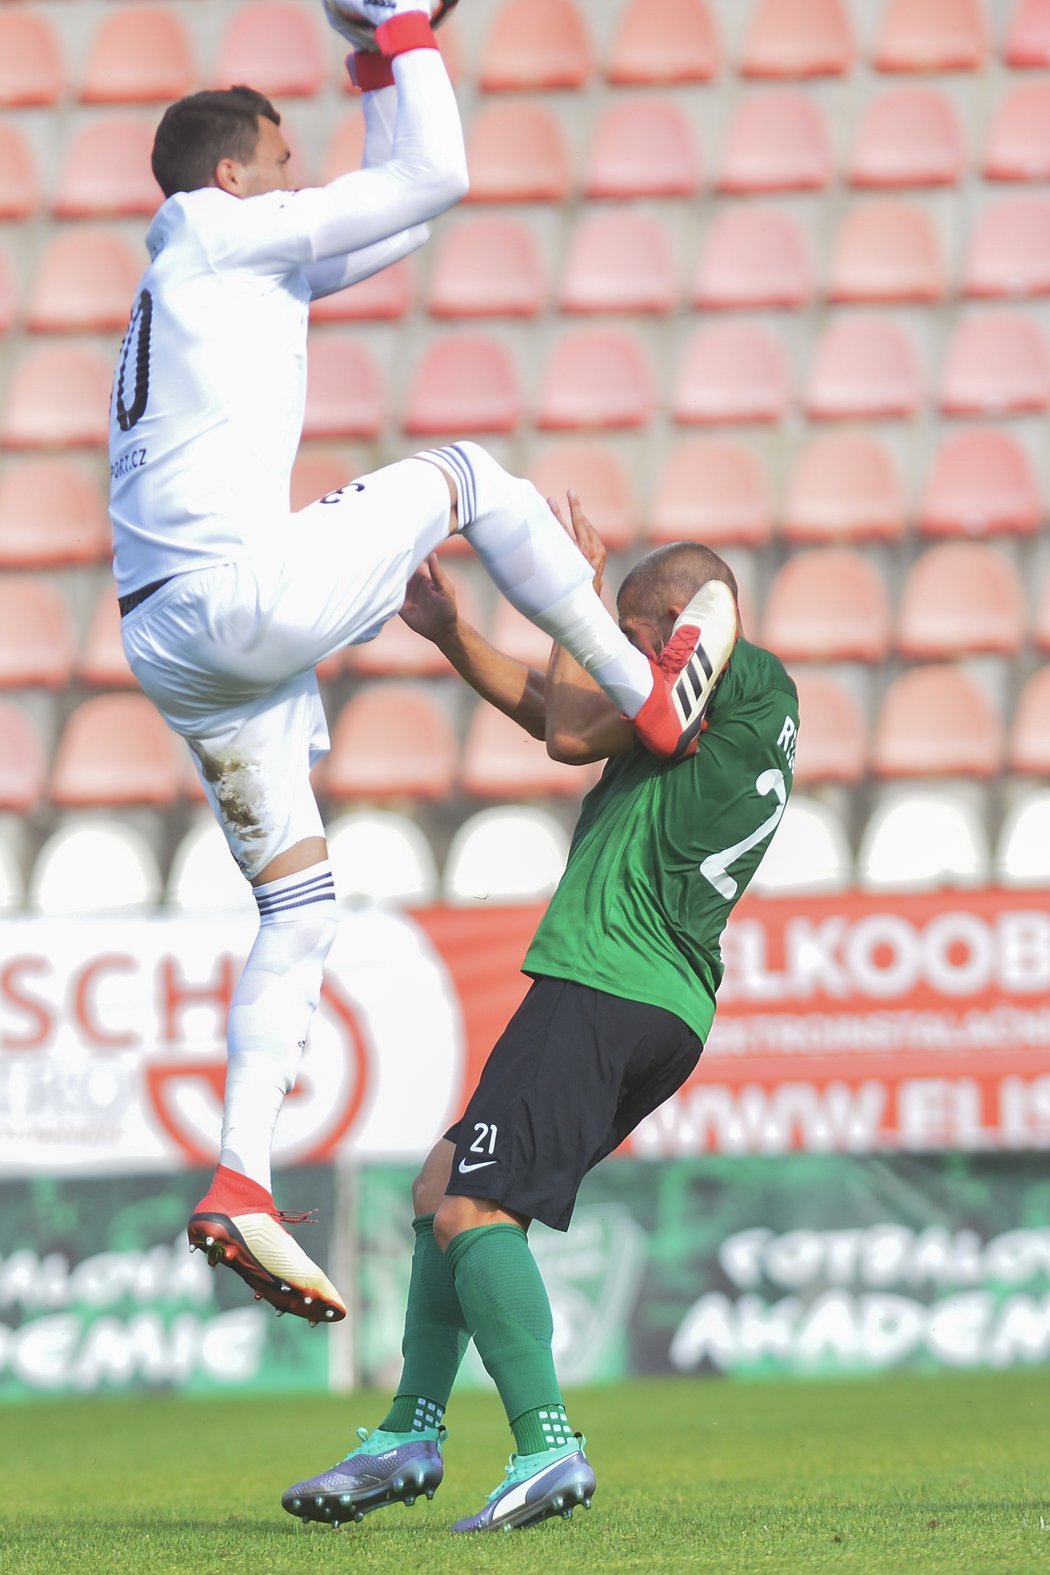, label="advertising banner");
[357,1154,1050,1386]
[1,889,1049,1176]
[0,1166,341,1401]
